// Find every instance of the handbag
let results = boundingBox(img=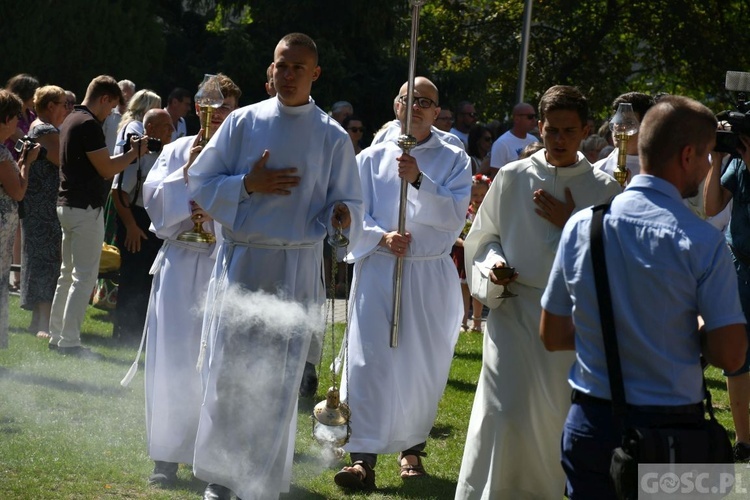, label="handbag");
[589,204,733,500]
